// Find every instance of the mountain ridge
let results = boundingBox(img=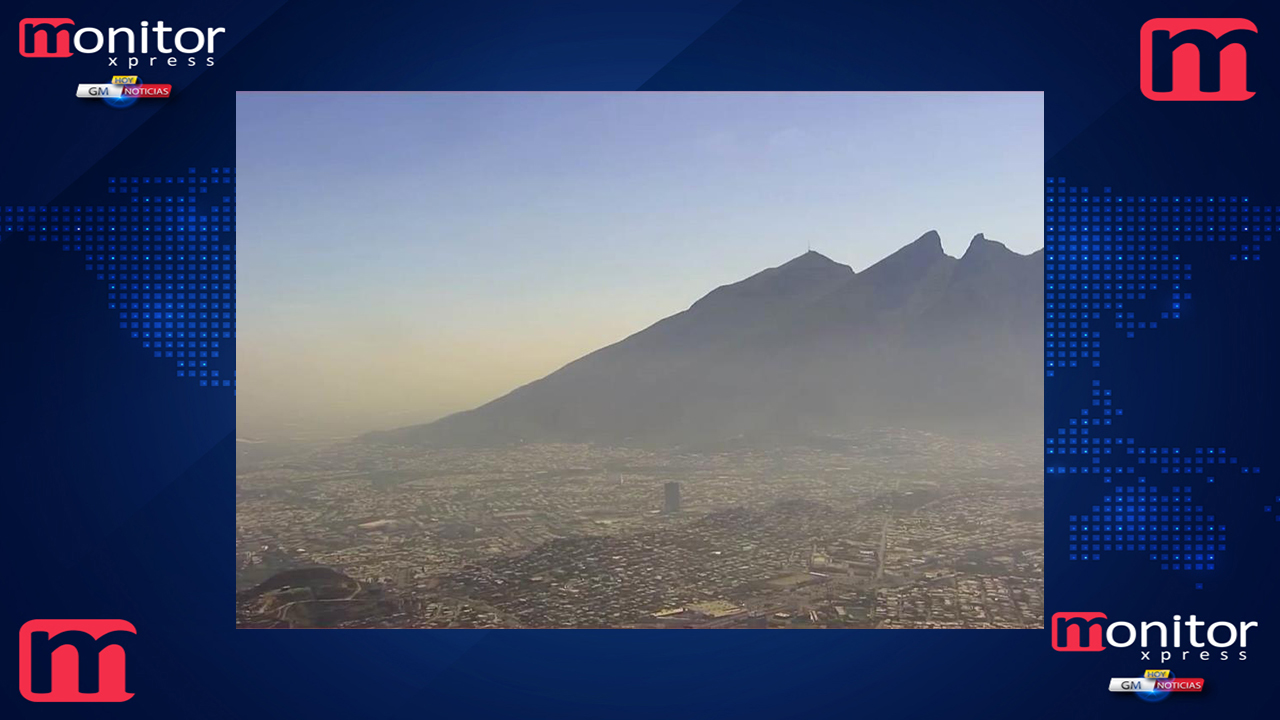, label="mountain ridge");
[364,231,1043,447]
